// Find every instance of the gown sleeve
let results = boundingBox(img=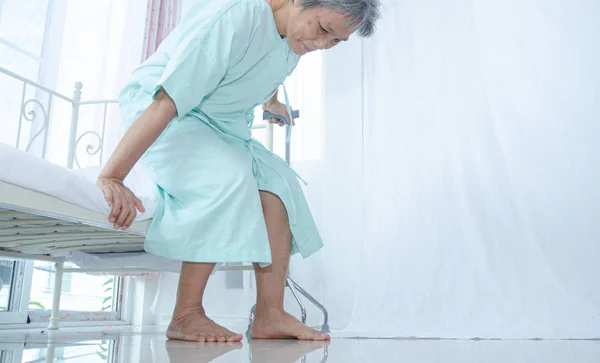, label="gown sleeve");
[154,0,262,118]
